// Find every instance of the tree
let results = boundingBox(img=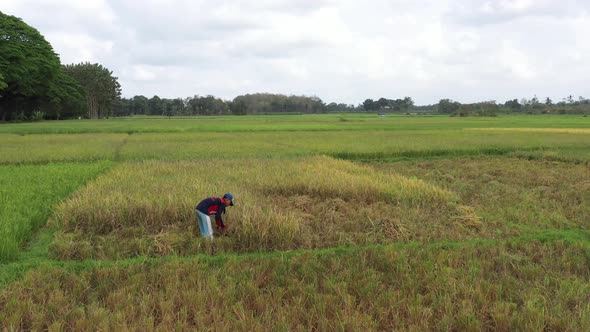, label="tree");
[63,62,121,119]
[457,103,473,117]
[402,96,414,110]
[230,93,324,114]
[169,98,185,115]
[545,97,553,106]
[147,95,163,115]
[43,69,85,120]
[0,11,61,121]
[386,97,414,112]
[377,97,389,109]
[131,95,148,115]
[325,102,356,113]
[437,99,461,114]
[0,72,6,90]
[112,98,131,117]
[187,95,228,115]
[229,99,247,115]
[504,99,521,111]
[363,99,379,111]
[476,101,499,116]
